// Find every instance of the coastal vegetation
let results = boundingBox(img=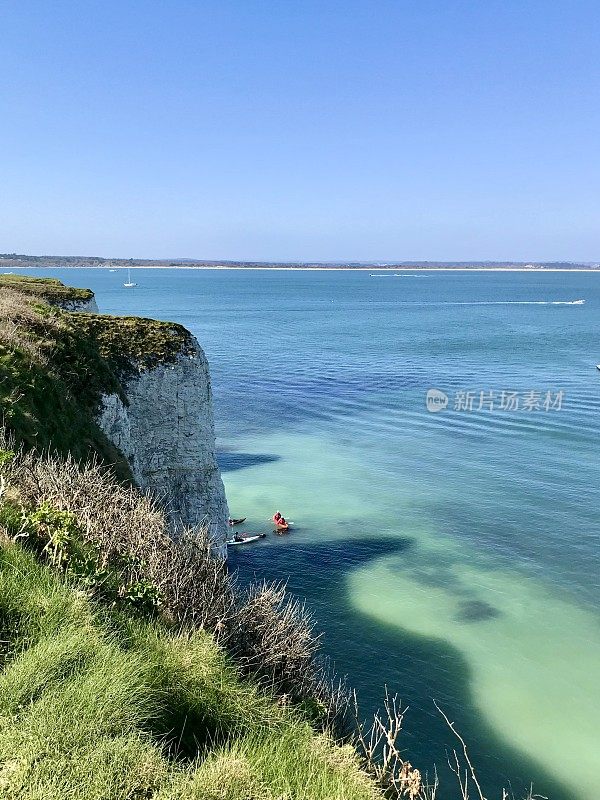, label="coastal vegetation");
[0,274,94,304]
[0,540,377,799]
